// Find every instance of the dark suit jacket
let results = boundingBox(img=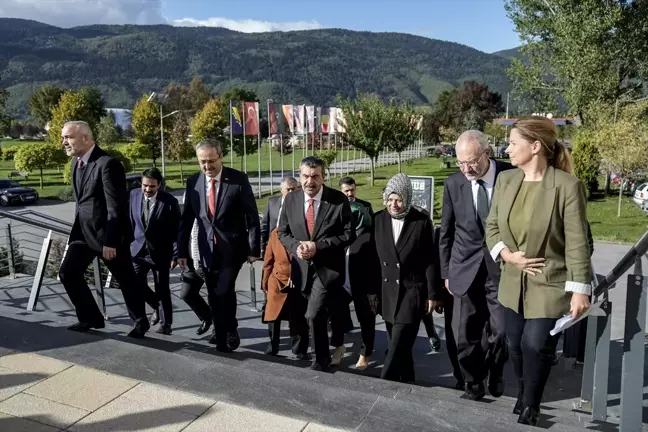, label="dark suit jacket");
[261,195,282,253]
[70,145,131,252]
[354,198,373,215]
[439,160,513,295]
[277,186,355,293]
[129,188,181,264]
[373,208,438,324]
[178,167,261,269]
[348,229,381,296]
